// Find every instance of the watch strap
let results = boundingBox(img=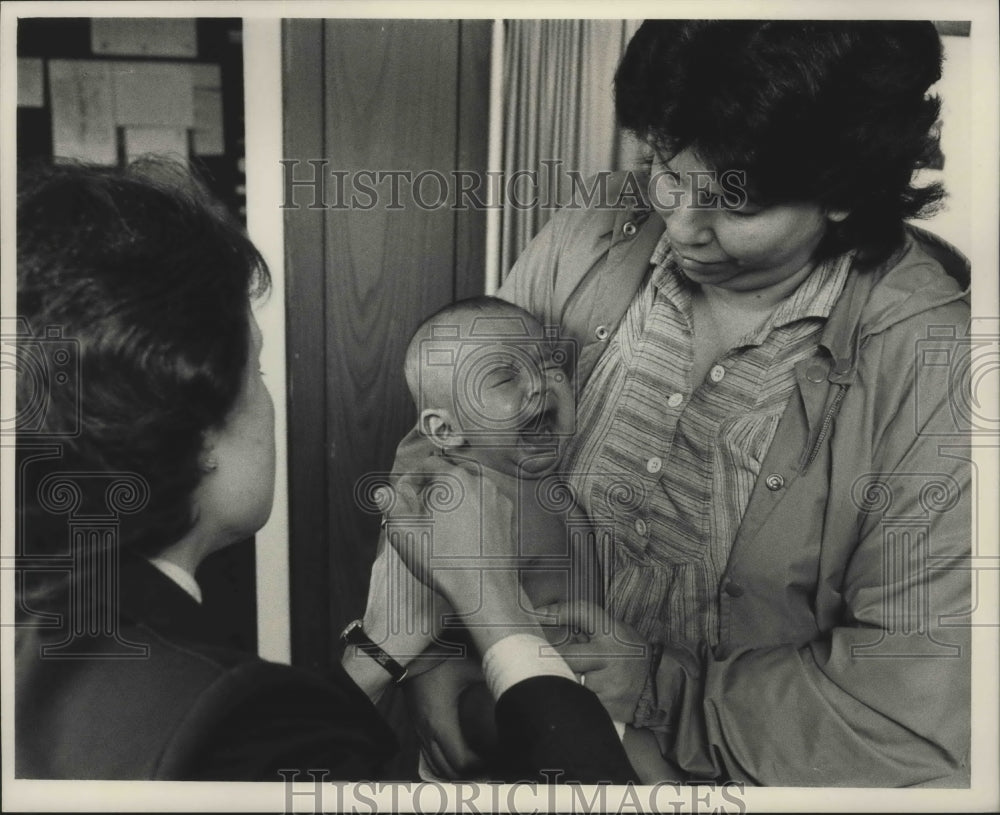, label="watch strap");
[340,619,408,684]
